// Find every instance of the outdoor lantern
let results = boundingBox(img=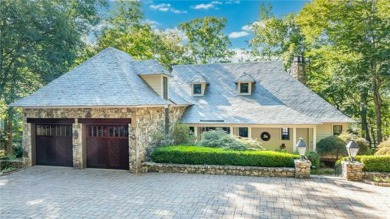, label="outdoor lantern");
[296,138,307,161]
[346,140,359,162]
